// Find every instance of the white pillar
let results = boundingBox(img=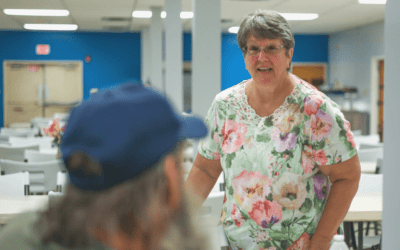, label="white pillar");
[141,28,151,85]
[191,0,221,119]
[165,0,183,112]
[149,7,163,91]
[382,1,400,249]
